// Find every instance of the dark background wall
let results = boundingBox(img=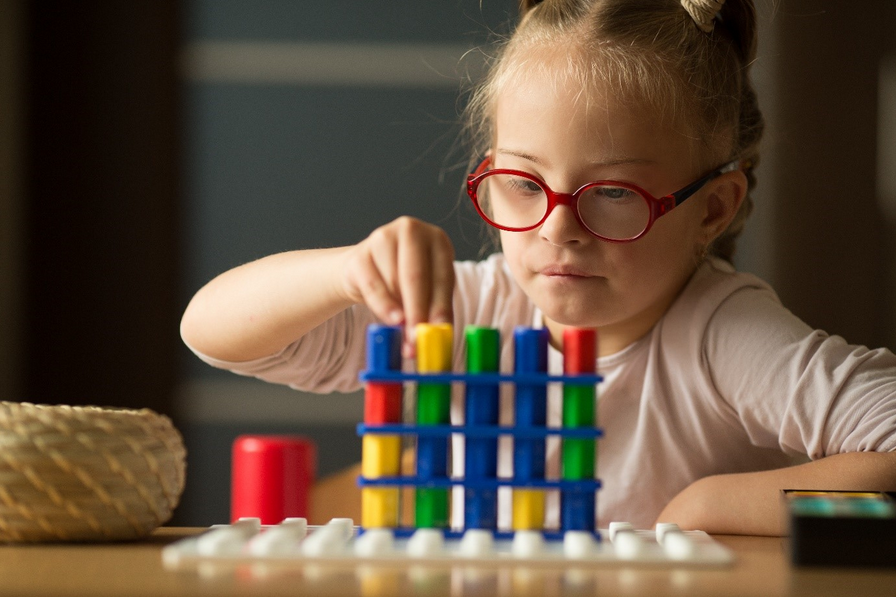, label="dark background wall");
[19,3,182,413]
[768,4,895,351]
[2,0,895,525]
